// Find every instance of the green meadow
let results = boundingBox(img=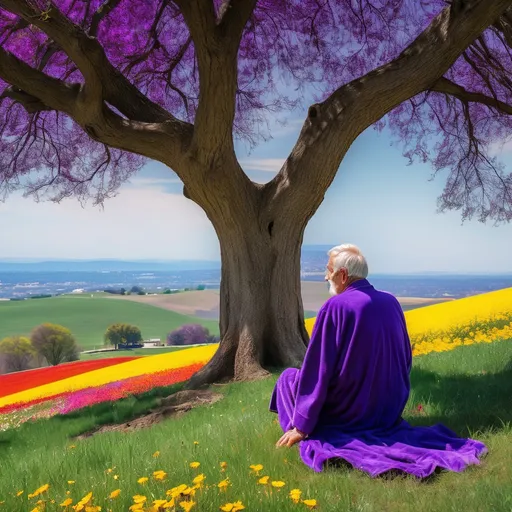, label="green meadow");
[0,340,511,512]
[0,296,219,351]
